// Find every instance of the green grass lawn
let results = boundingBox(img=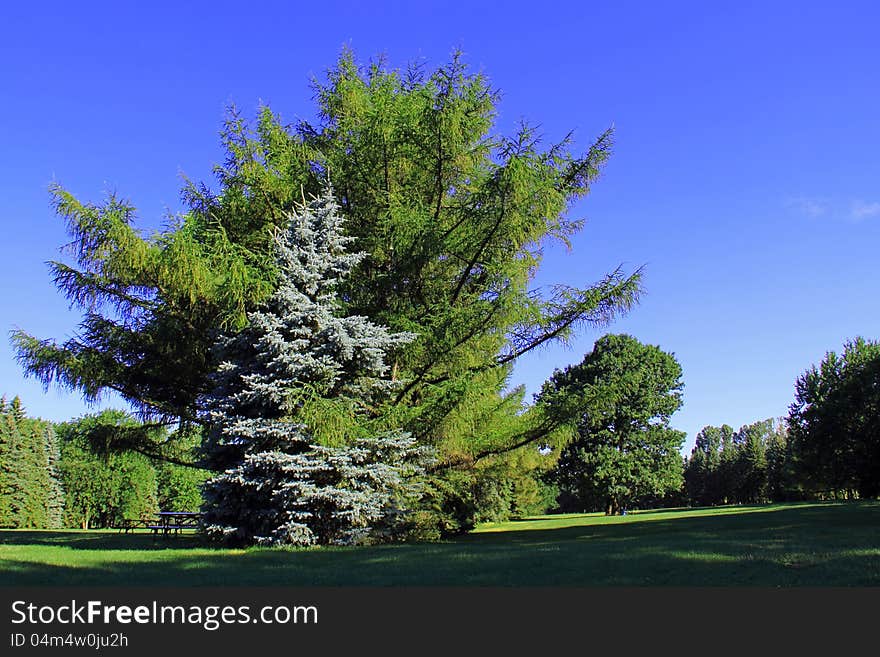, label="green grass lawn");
[1,501,878,586]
